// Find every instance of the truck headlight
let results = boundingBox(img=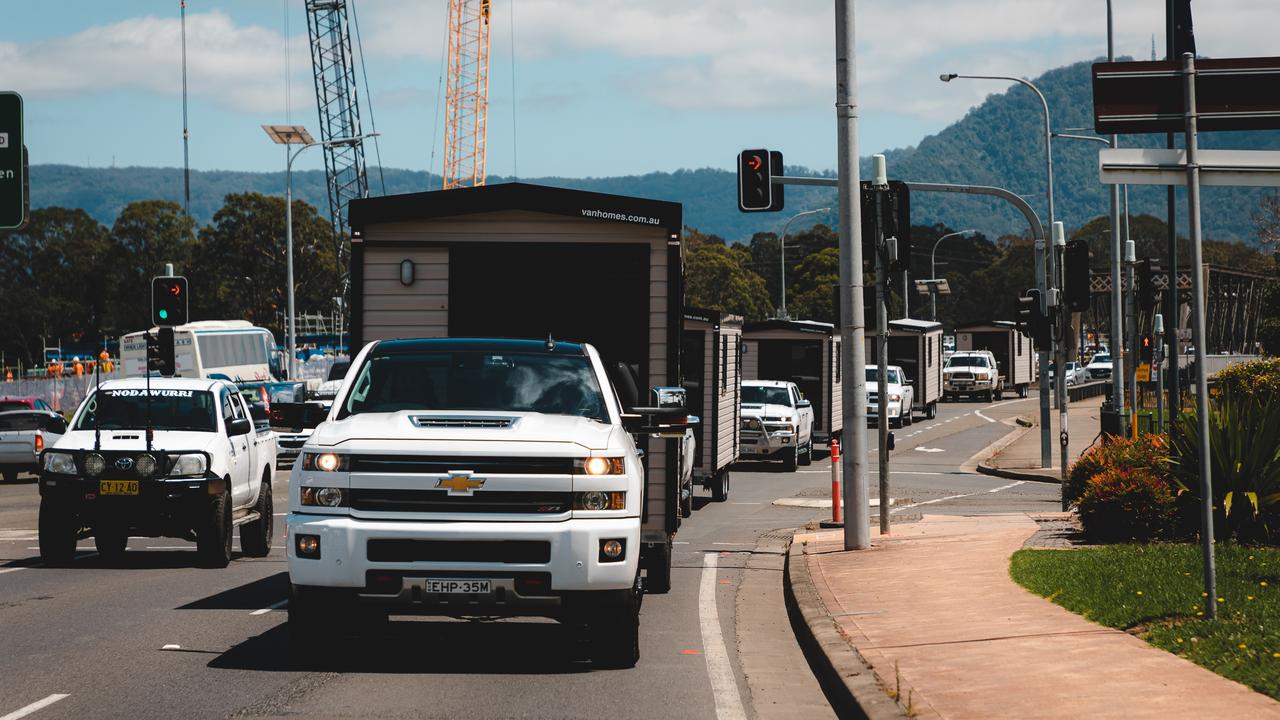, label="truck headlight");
[302,452,348,472]
[44,452,77,475]
[889,393,901,403]
[573,491,625,510]
[574,457,624,476]
[168,454,207,477]
[301,486,348,507]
